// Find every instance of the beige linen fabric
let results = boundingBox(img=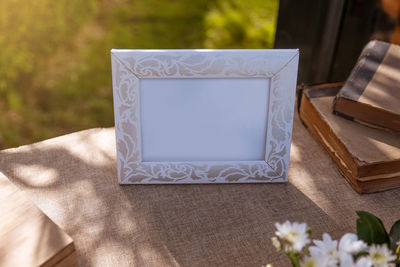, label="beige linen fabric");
[0,112,399,266]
